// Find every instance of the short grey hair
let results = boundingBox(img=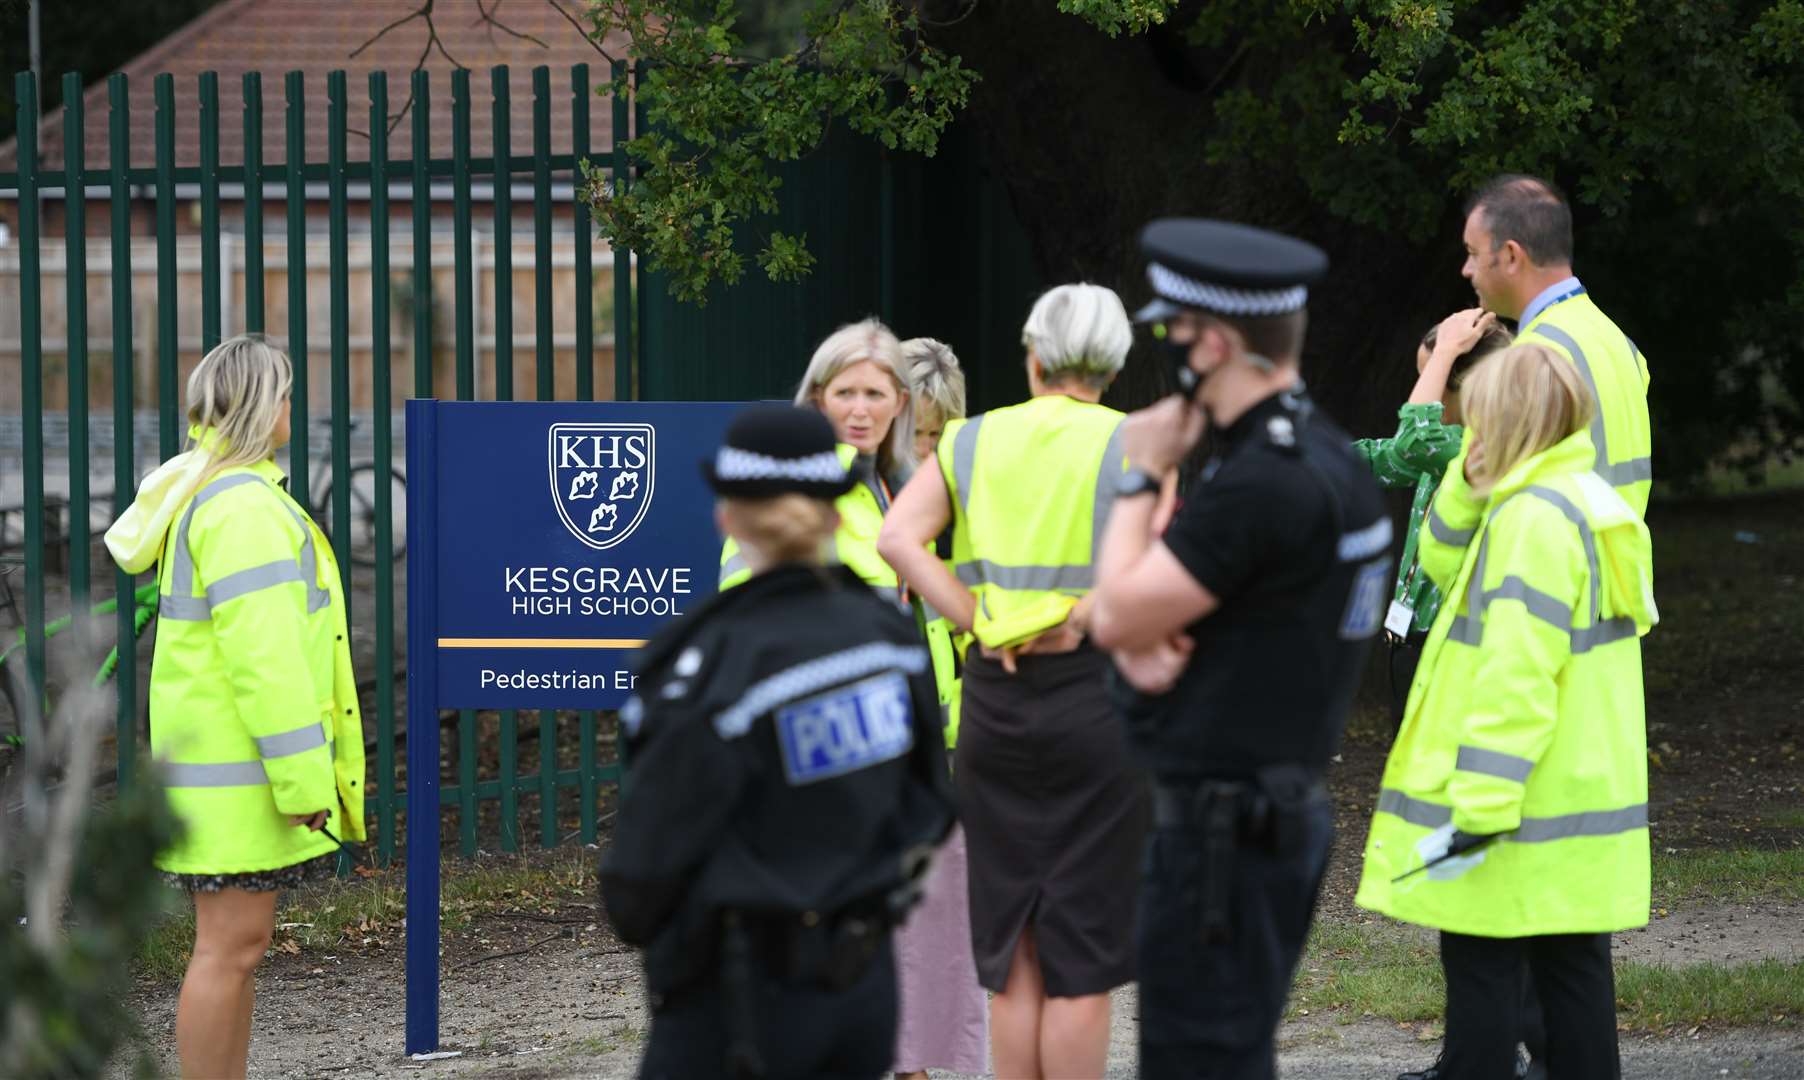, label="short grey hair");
[185,334,293,468]
[794,318,916,475]
[1021,283,1132,389]
[901,337,966,423]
